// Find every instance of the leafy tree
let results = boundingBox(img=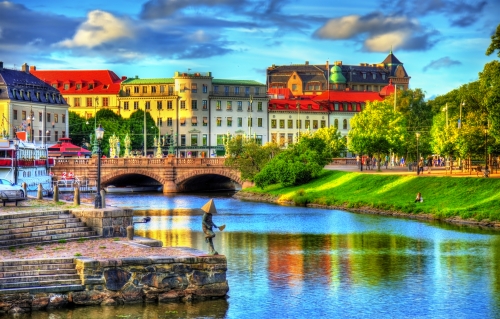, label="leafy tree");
[126,110,158,154]
[313,126,346,160]
[348,100,407,170]
[486,23,500,58]
[68,111,92,148]
[479,61,500,143]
